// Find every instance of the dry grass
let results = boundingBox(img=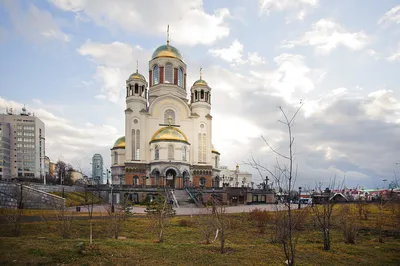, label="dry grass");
[0,203,399,265]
